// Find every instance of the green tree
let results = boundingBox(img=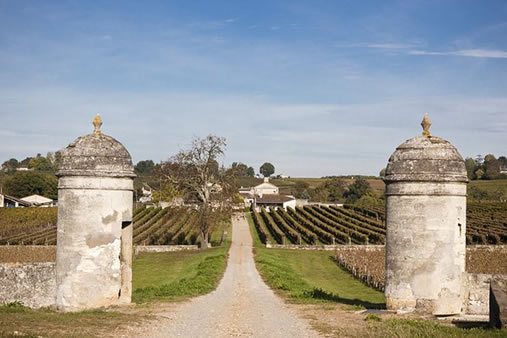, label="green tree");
[310,178,347,203]
[1,158,19,173]
[152,181,180,204]
[3,171,58,200]
[293,181,310,199]
[355,192,384,208]
[475,168,485,180]
[465,158,477,180]
[45,152,62,171]
[231,162,249,176]
[344,177,371,204]
[246,166,255,177]
[19,157,33,168]
[260,162,275,178]
[135,160,155,176]
[29,155,54,172]
[483,154,500,180]
[326,178,347,202]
